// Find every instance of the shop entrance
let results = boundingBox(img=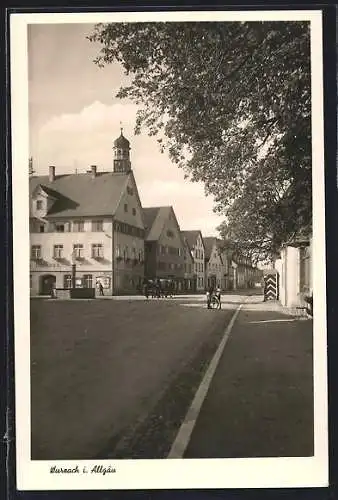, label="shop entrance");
[39,274,56,295]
